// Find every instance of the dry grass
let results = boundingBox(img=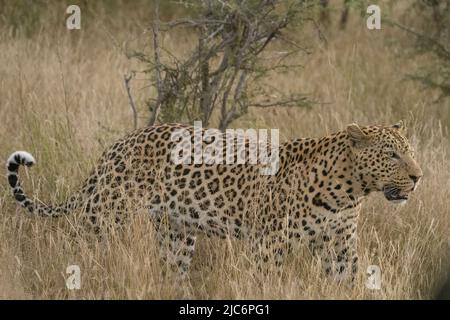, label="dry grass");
[0,1,449,299]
